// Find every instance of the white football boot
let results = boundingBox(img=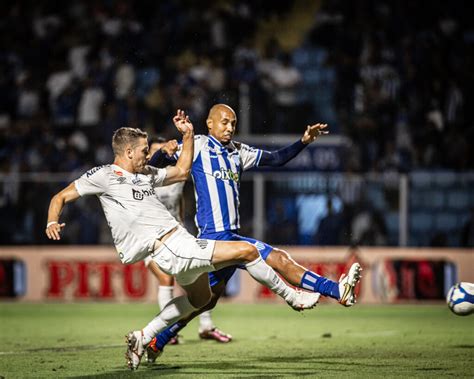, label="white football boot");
[286,289,321,311]
[125,330,145,370]
[338,262,362,307]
